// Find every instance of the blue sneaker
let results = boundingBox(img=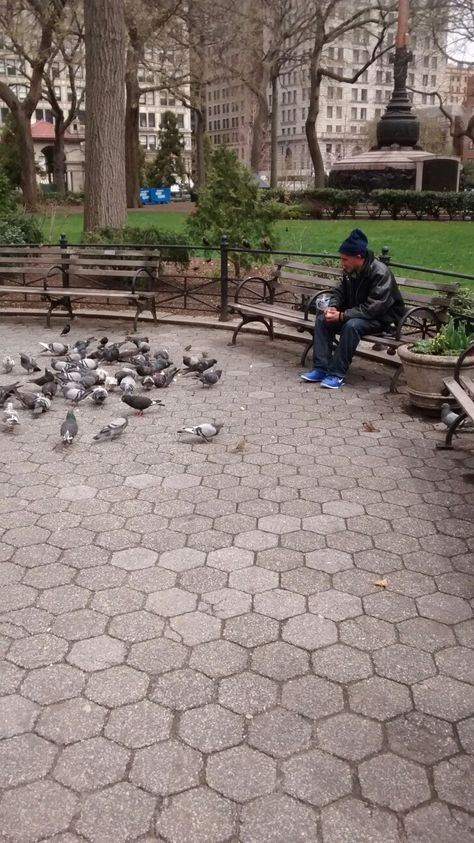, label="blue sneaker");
[321,375,344,389]
[300,368,326,383]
